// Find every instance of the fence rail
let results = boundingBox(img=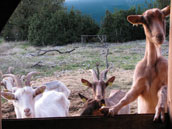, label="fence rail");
[2,114,169,129]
